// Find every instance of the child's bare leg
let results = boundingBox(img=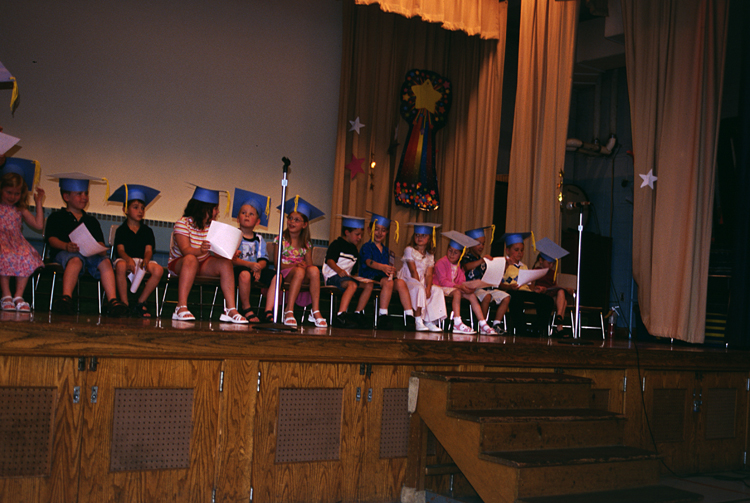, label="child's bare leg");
[338,280,358,313]
[378,277,394,308]
[495,296,510,323]
[1,276,12,298]
[355,282,374,312]
[237,270,253,310]
[114,261,130,304]
[174,255,199,310]
[450,289,462,317]
[137,262,164,305]
[394,278,413,311]
[62,257,83,297]
[264,274,278,313]
[464,292,484,321]
[200,257,238,311]
[98,259,118,302]
[306,265,324,314]
[481,295,492,319]
[284,267,306,313]
[555,289,567,317]
[12,276,29,299]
